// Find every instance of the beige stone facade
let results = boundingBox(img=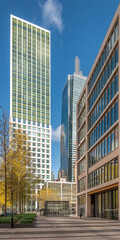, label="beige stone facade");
[77,4,120,220]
